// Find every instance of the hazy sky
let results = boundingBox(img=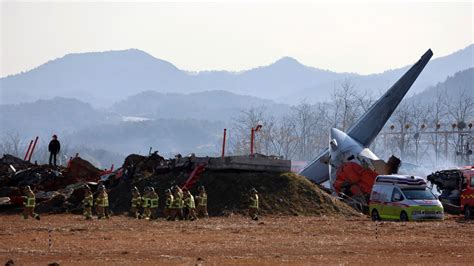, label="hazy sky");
[1,1,473,77]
